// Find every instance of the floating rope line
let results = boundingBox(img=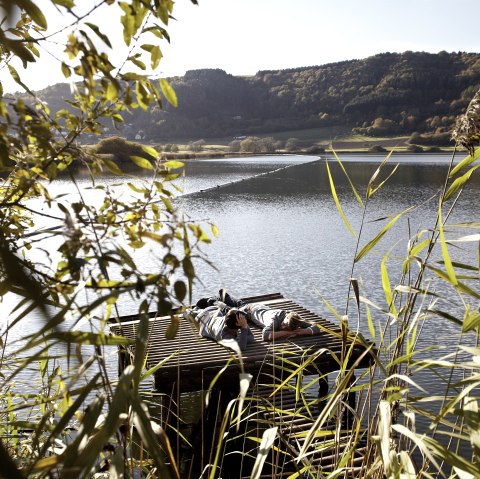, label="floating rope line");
[23,157,324,238]
[177,157,323,199]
